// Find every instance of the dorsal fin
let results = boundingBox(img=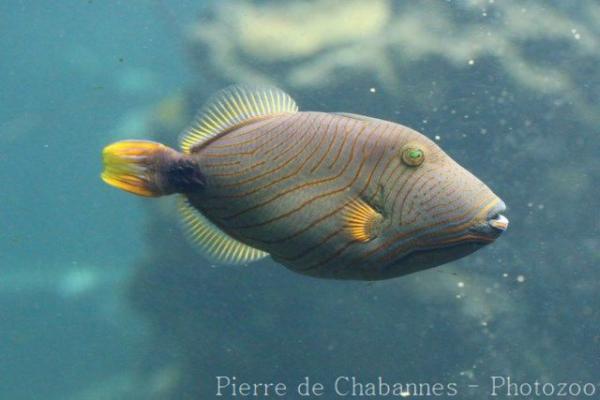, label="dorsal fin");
[334,112,380,123]
[179,84,299,154]
[177,196,269,265]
